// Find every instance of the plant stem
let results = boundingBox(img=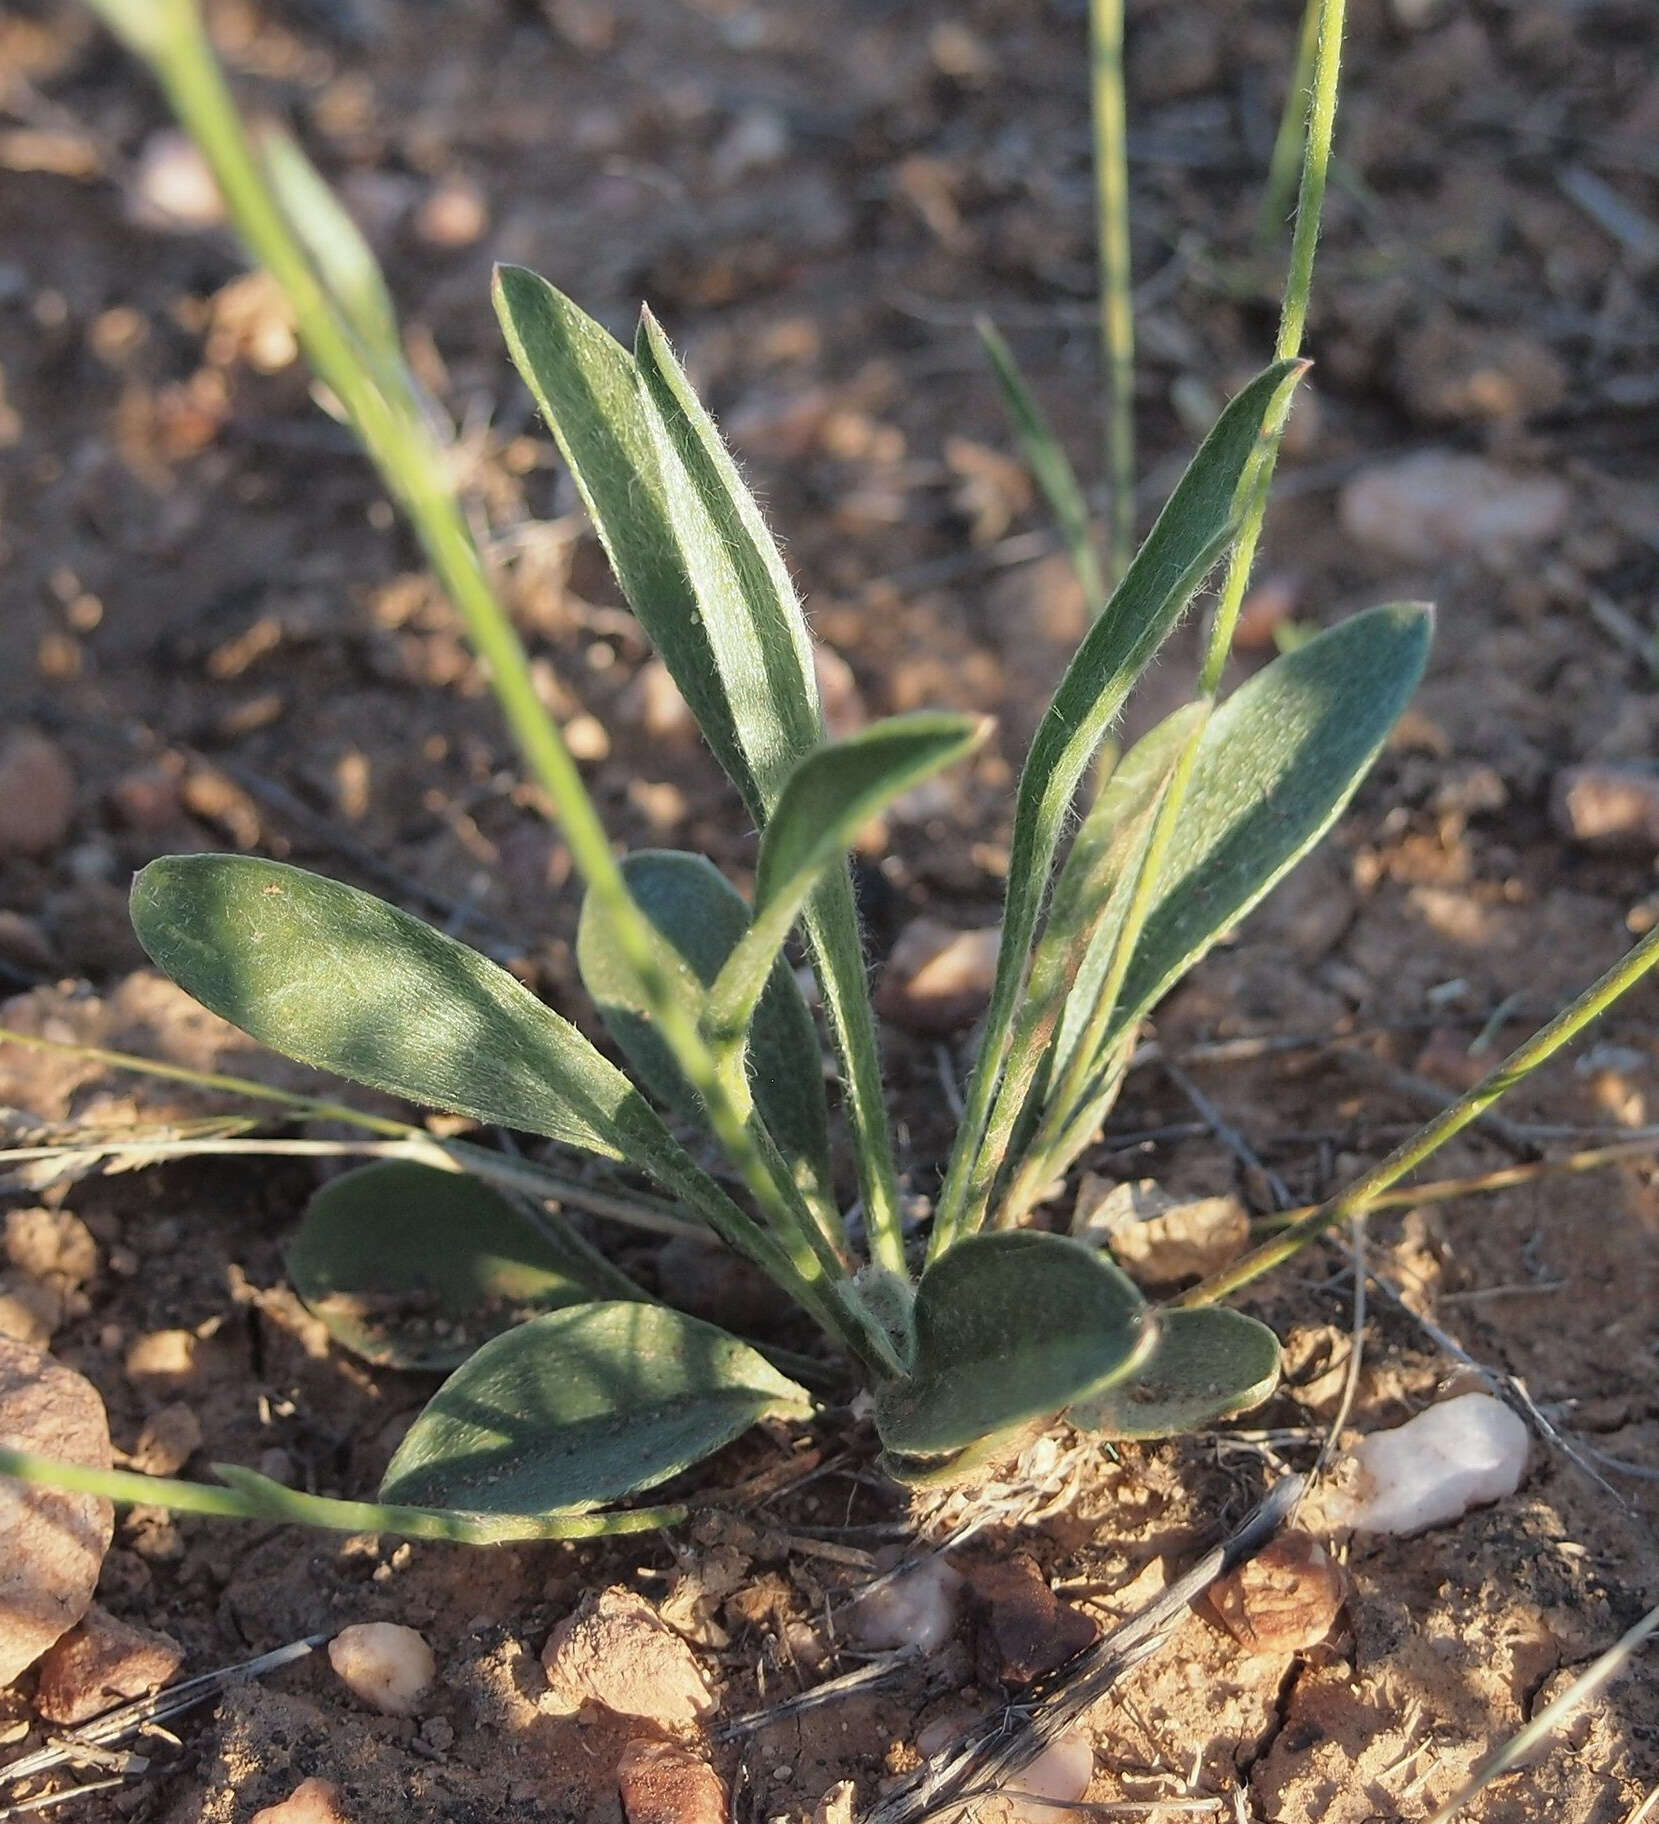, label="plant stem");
[1091,0,1135,587]
[1198,0,1344,693]
[1179,919,1659,1308]
[1255,0,1324,253]
[0,1448,681,1542]
[88,0,897,1374]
